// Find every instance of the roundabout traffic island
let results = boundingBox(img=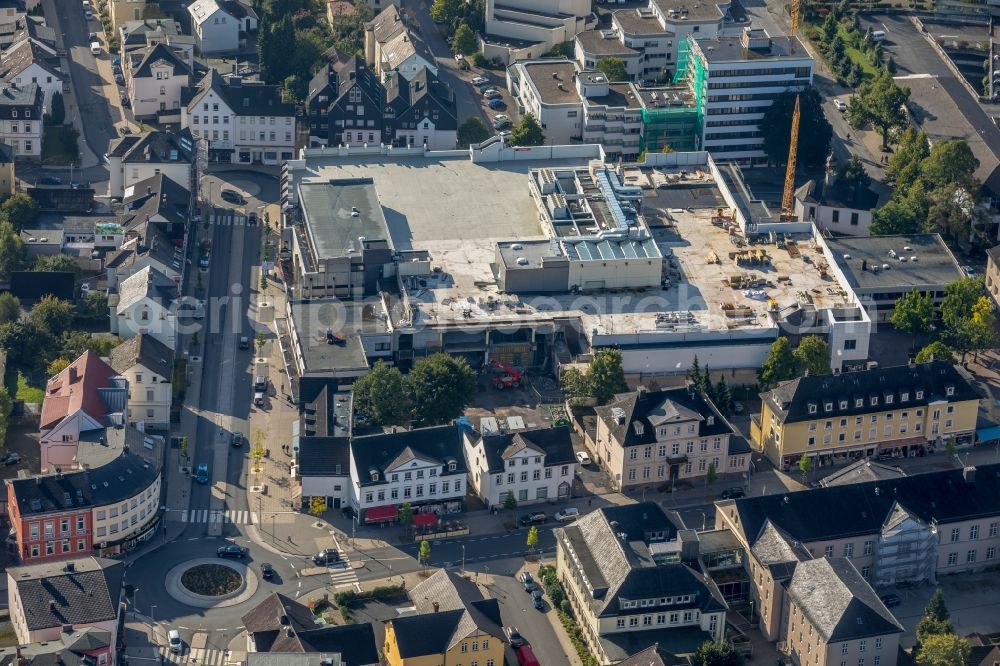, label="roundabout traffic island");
[165,558,260,609]
[180,564,243,596]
